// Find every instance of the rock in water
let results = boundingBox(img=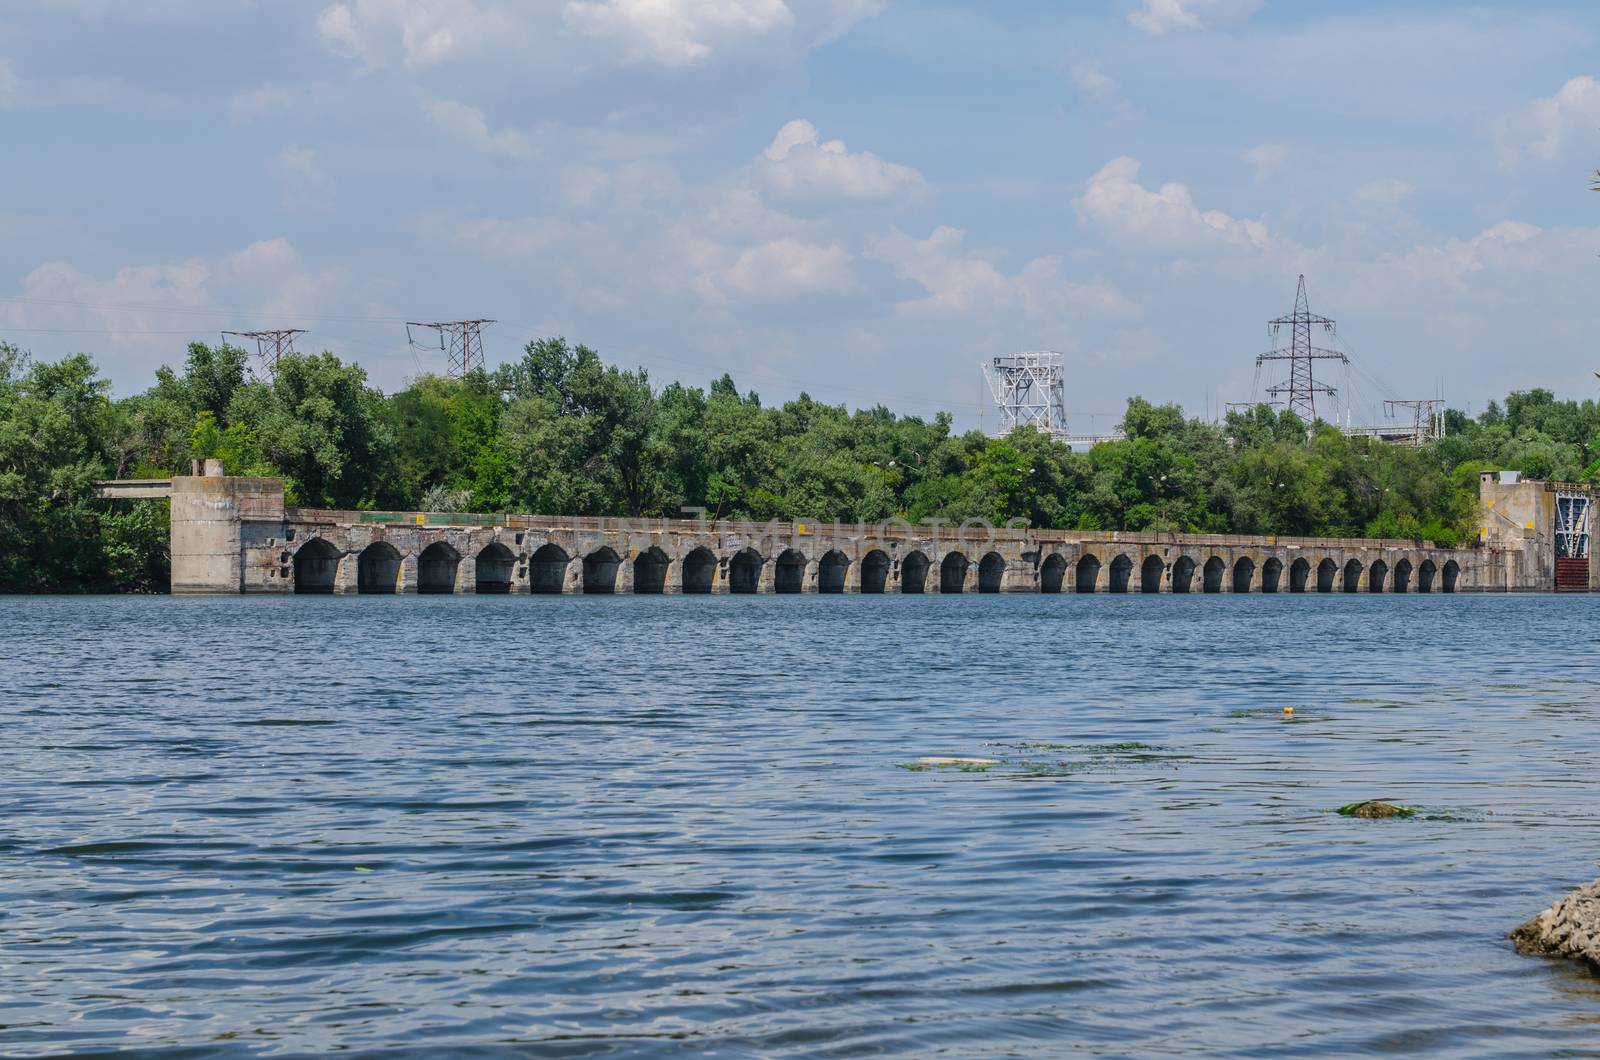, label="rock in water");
[1512,880,1600,967]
